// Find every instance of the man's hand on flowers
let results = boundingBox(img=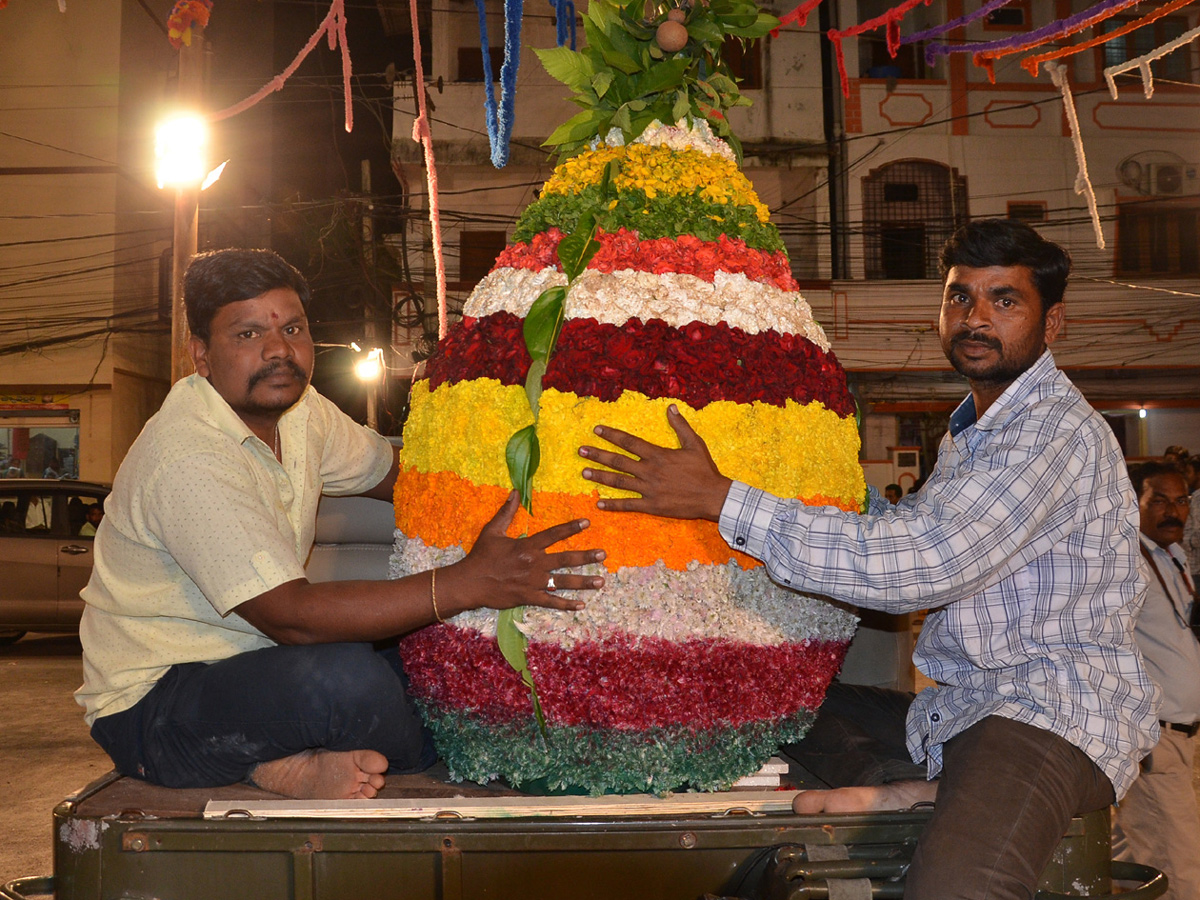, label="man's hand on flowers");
[579,404,732,523]
[448,491,605,613]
